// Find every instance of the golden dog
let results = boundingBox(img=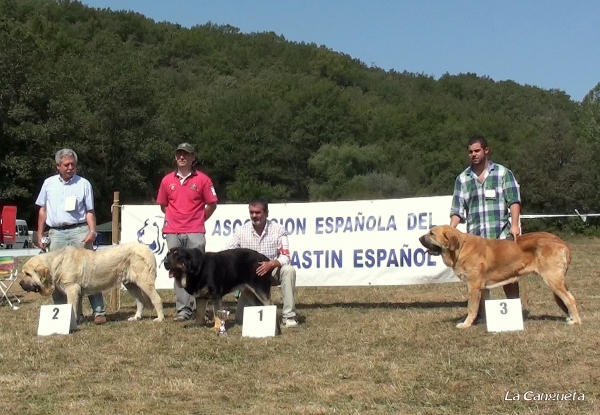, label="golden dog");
[419,225,580,328]
[19,242,164,323]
